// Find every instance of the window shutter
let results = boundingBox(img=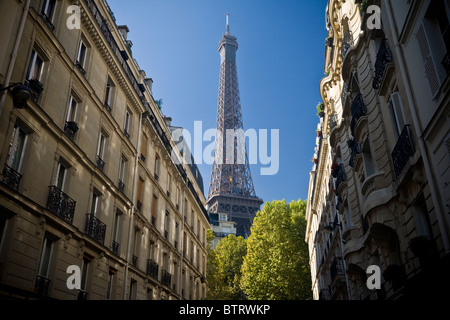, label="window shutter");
[416,22,442,97]
[389,92,406,136]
